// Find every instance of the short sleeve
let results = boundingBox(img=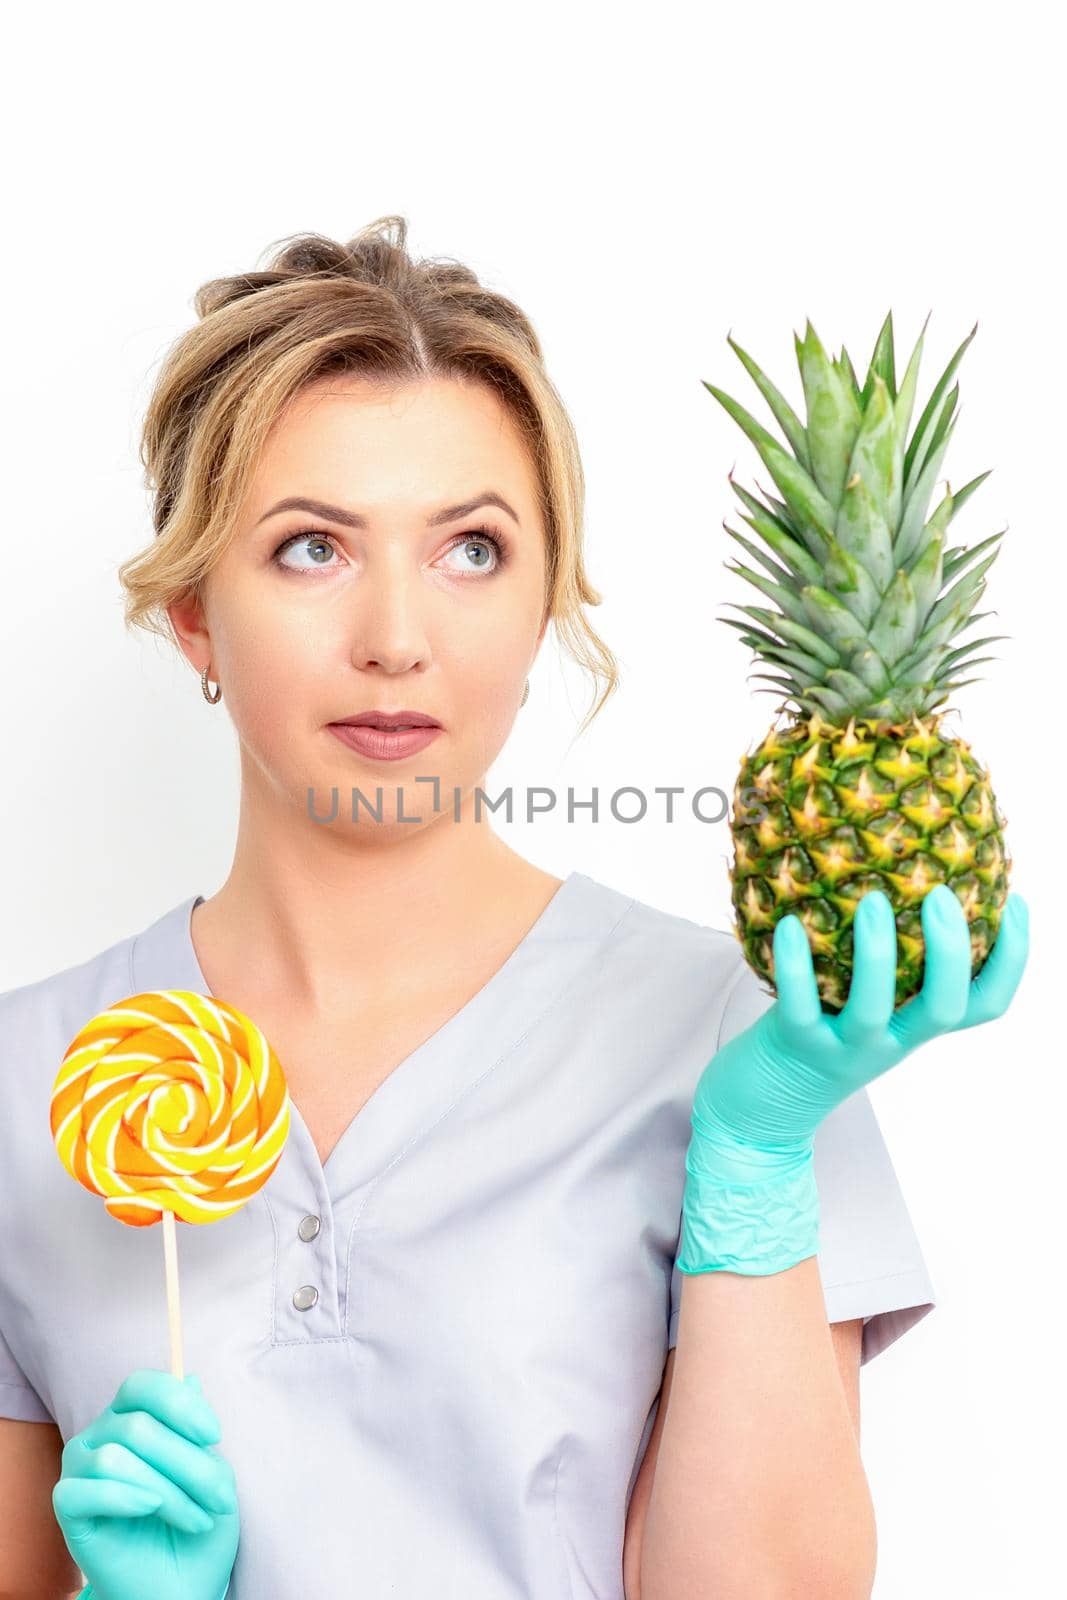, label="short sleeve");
[0,1319,53,1423]
[668,955,937,1366]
